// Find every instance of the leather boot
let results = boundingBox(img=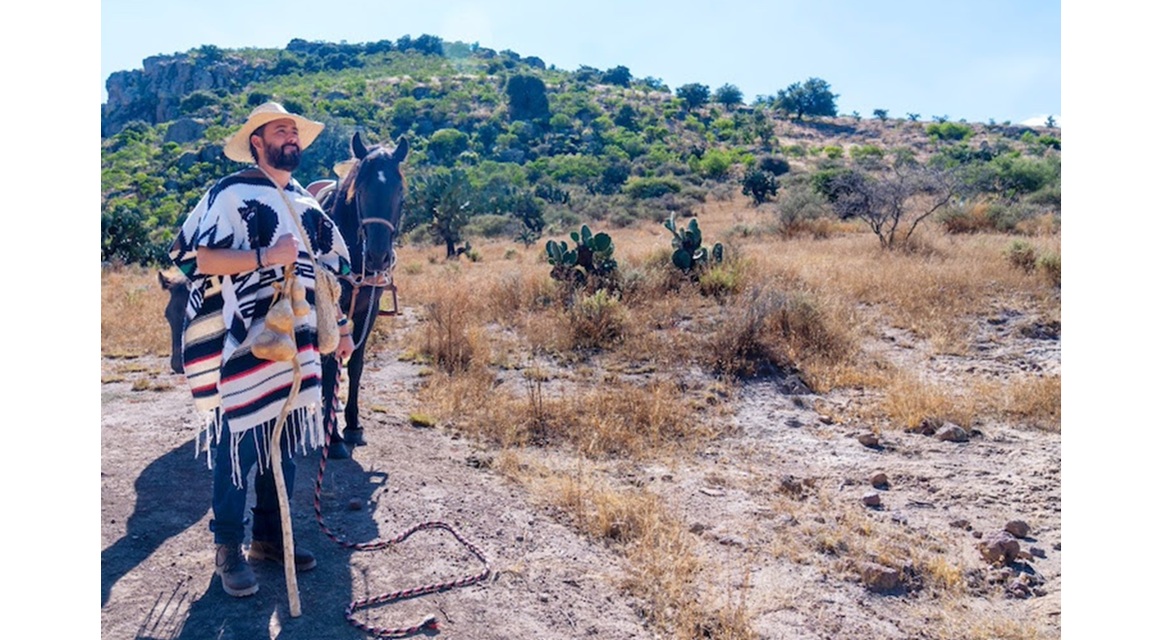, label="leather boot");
[215,544,258,597]
[249,539,318,572]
